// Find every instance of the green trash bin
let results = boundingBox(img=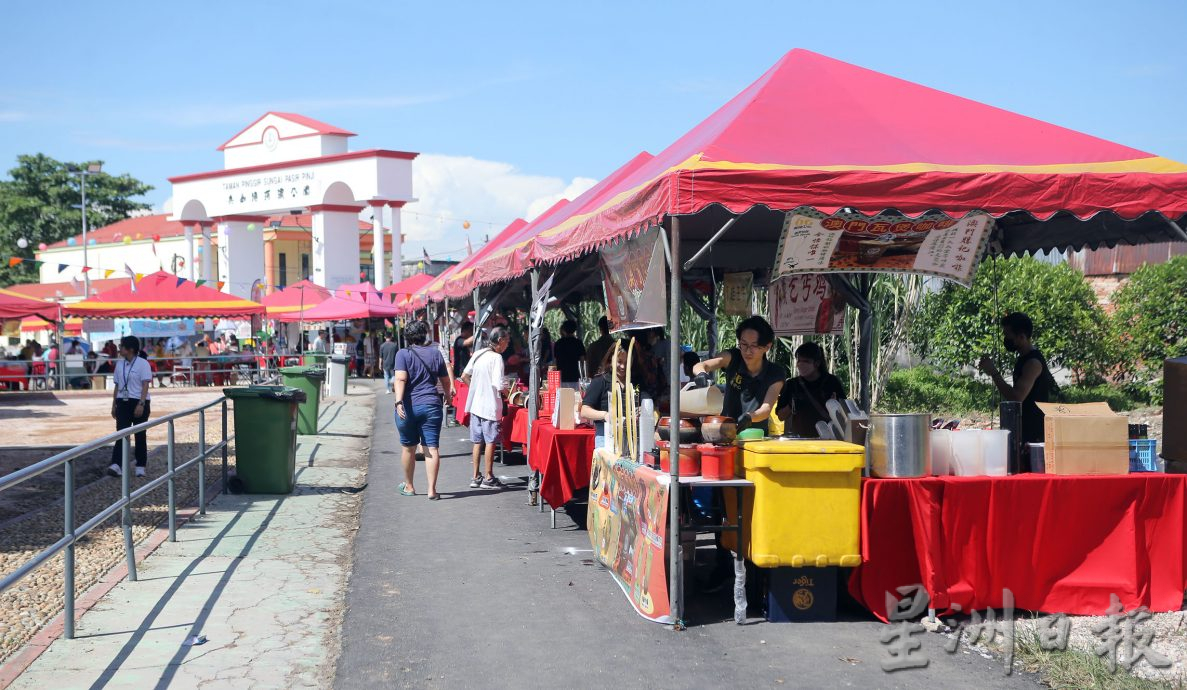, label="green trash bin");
[223,386,306,494]
[279,365,325,435]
